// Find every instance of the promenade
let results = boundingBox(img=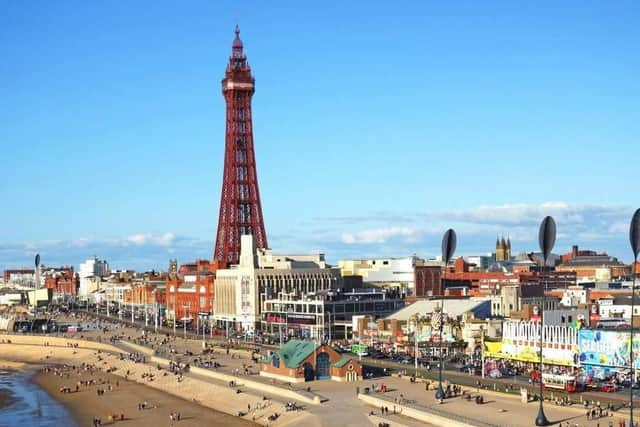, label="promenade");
[4,313,634,427]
